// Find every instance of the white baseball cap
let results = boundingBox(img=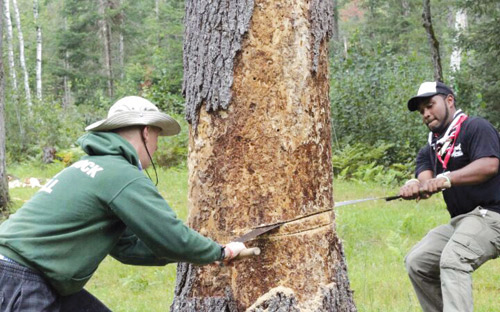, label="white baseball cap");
[407,81,454,111]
